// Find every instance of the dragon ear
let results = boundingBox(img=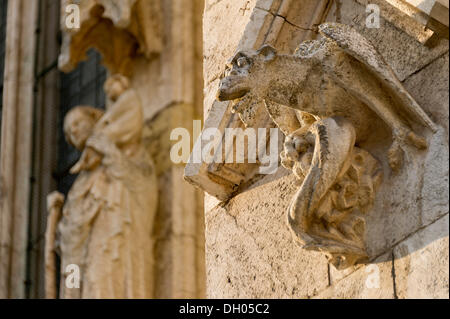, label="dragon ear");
[258,45,277,62]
